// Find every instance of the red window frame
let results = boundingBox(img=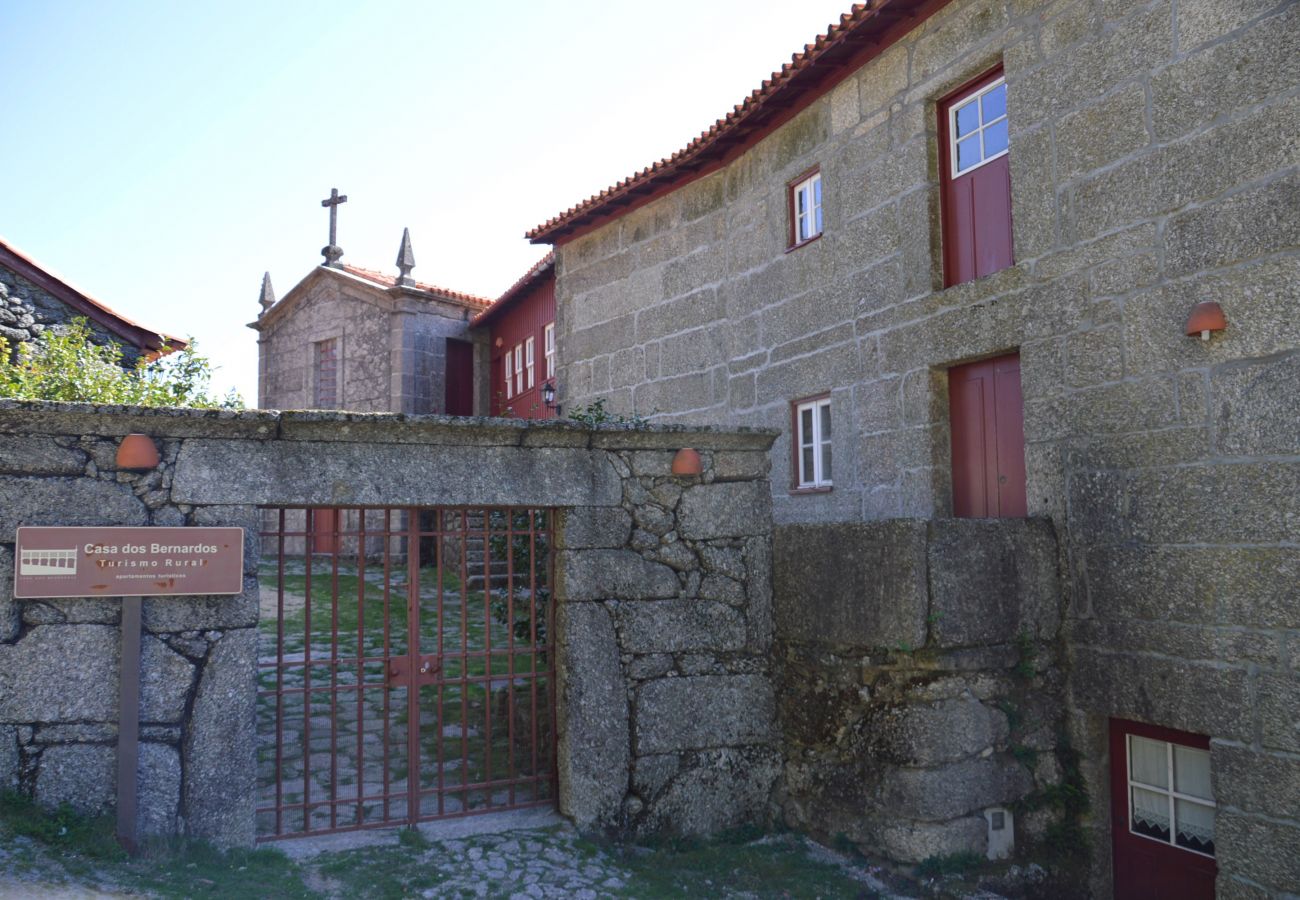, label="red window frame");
[1109,718,1218,900]
[786,165,823,251]
[938,65,1014,287]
